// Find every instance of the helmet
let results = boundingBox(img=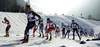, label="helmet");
[4,17,7,20]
